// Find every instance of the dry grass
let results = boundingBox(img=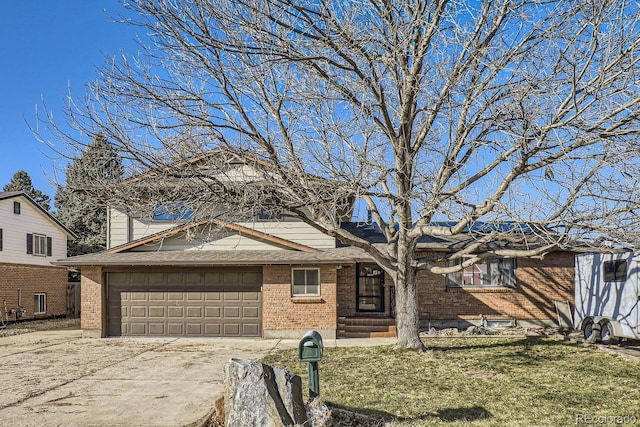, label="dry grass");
[263,337,640,426]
